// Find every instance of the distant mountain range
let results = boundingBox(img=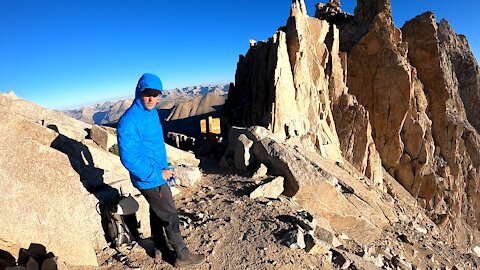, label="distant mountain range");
[62,84,229,126]
[162,84,229,99]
